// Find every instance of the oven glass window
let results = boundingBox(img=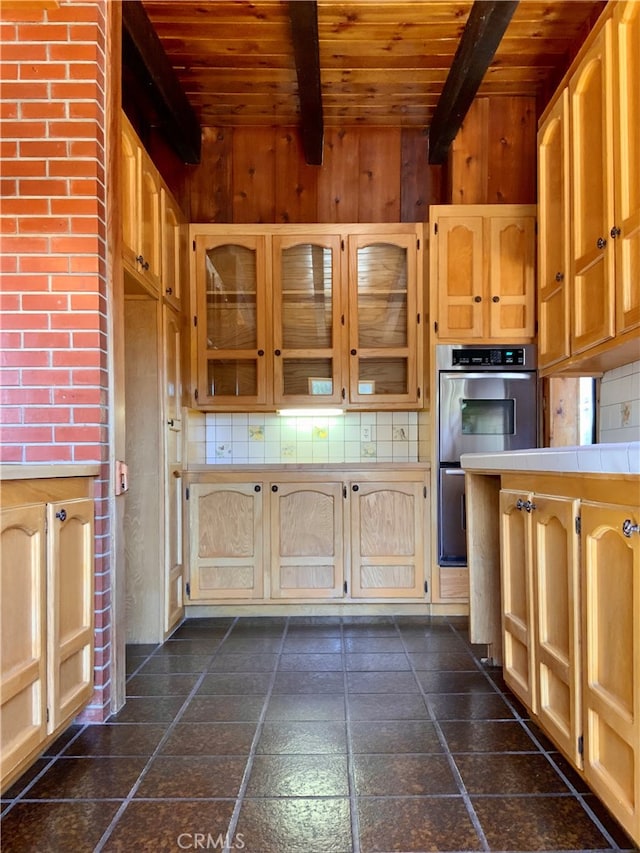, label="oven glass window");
[461,399,515,435]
